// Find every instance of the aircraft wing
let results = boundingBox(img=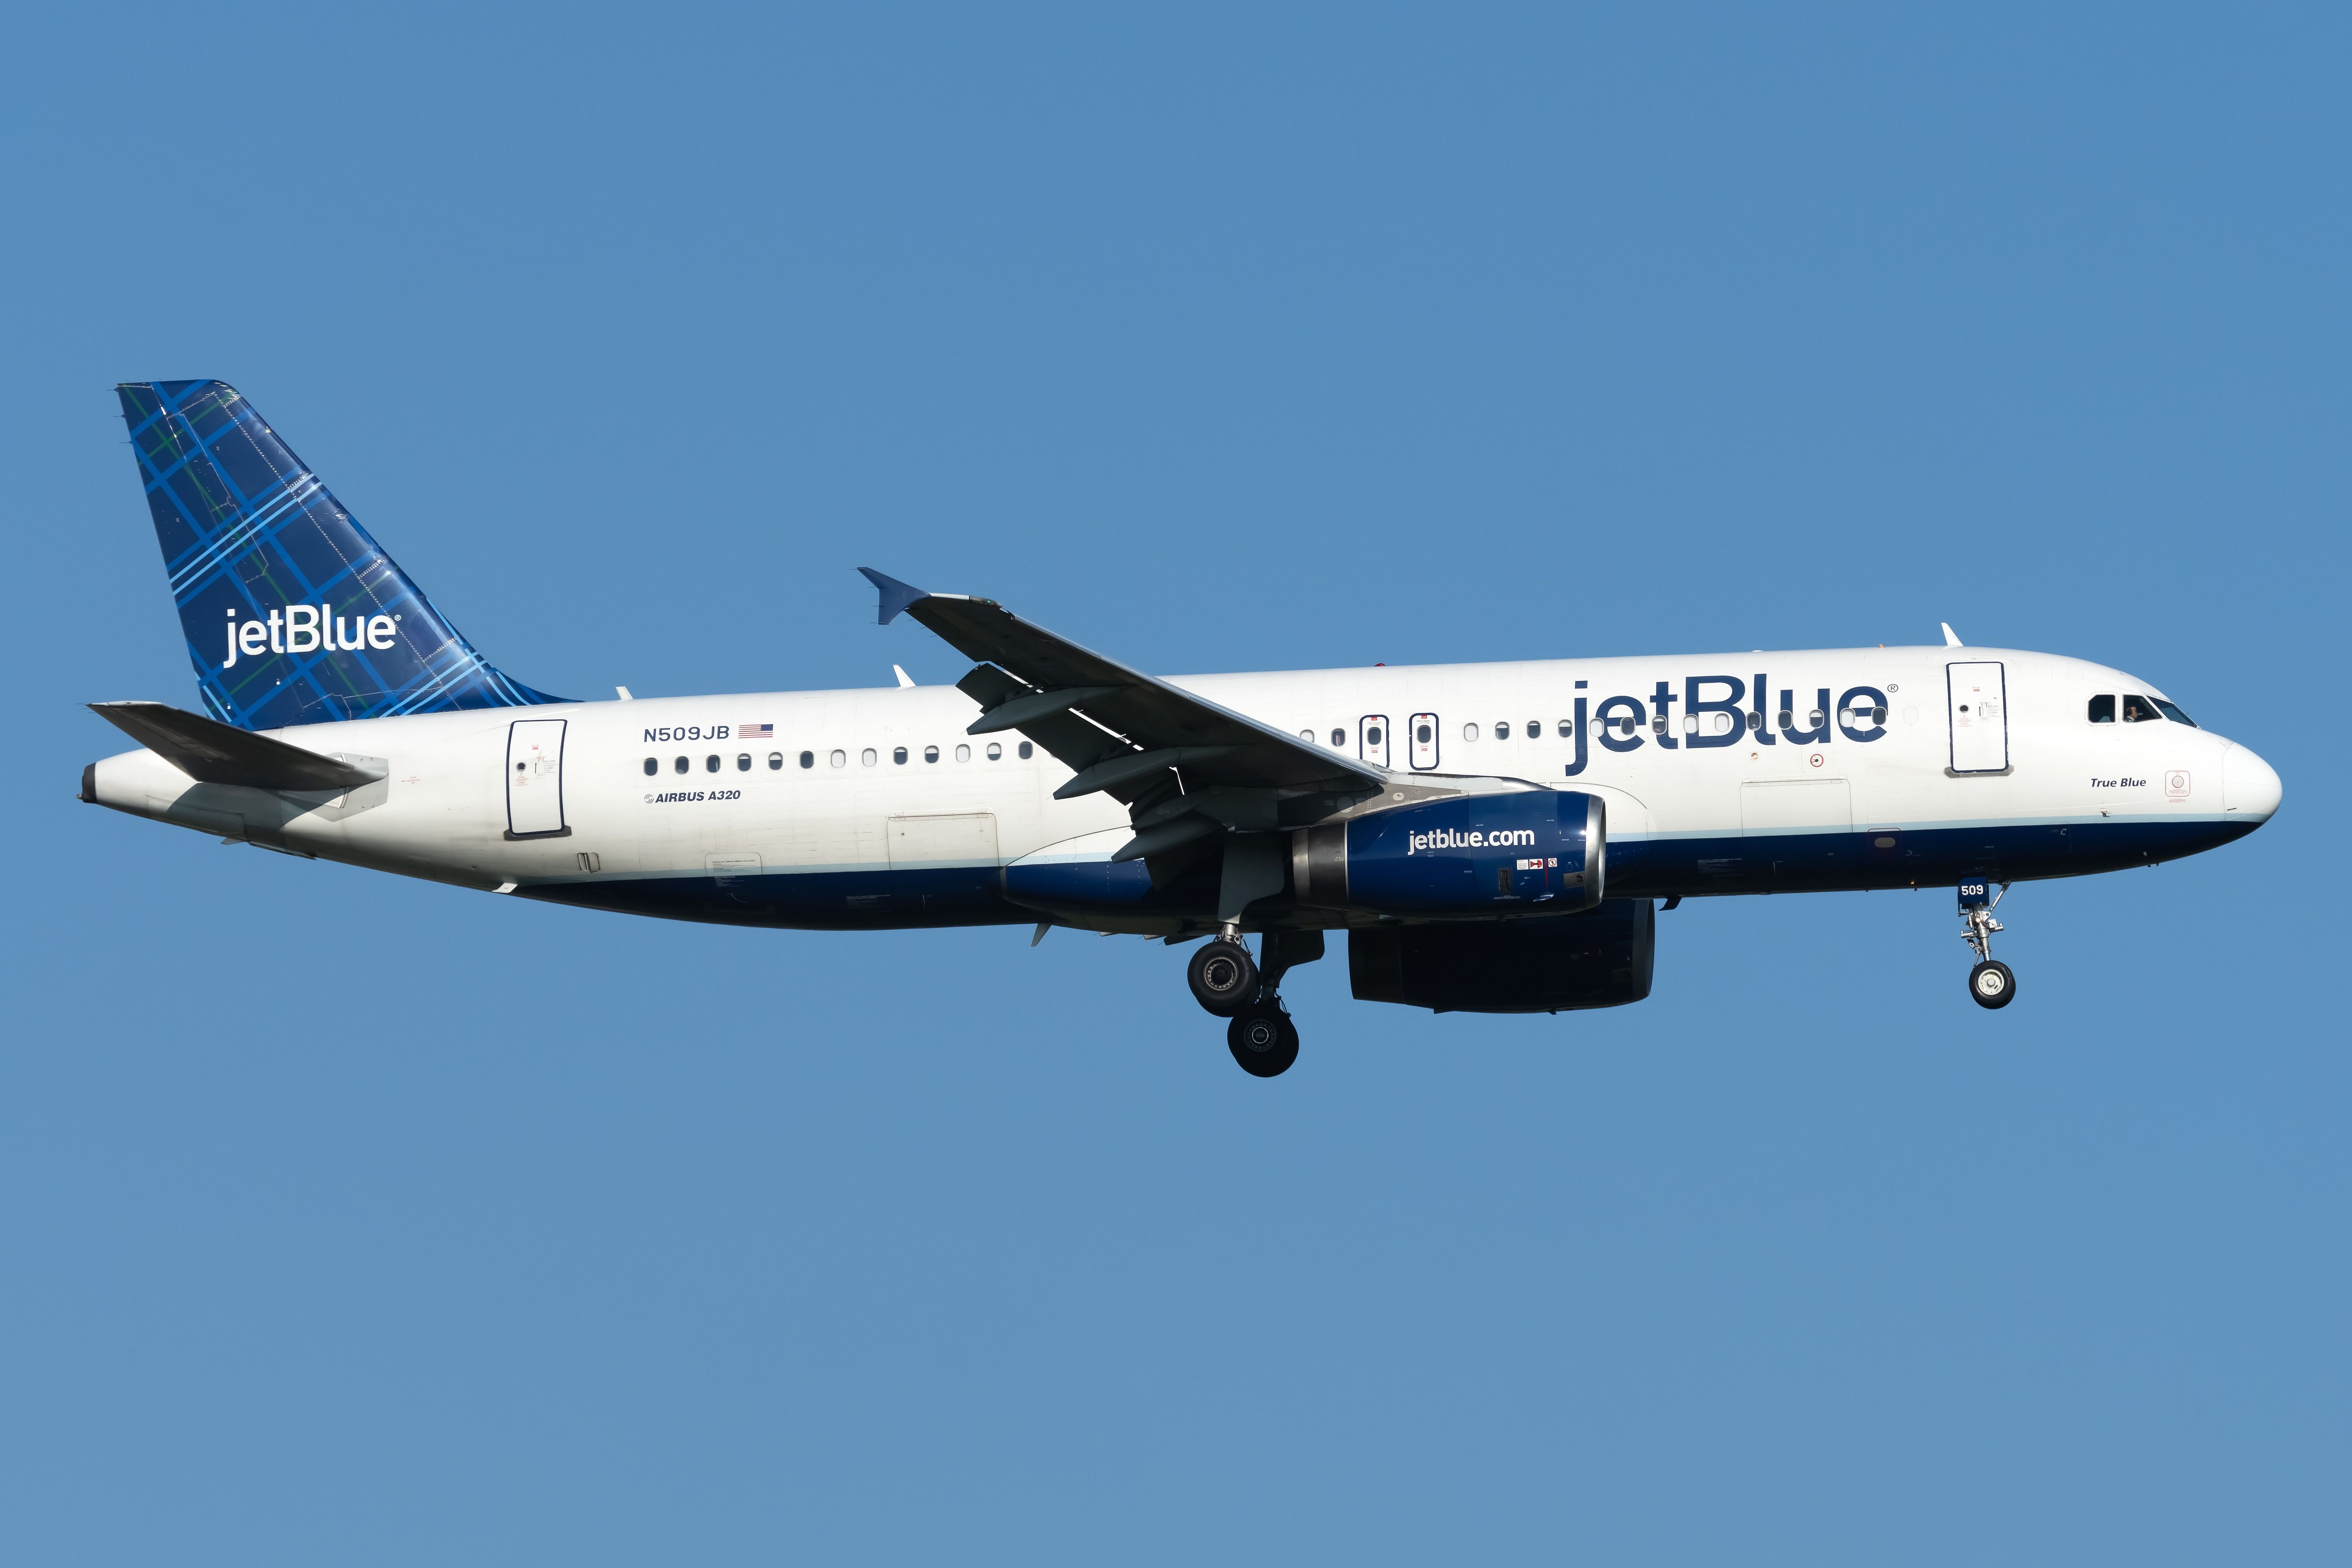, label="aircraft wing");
[859,569,1385,846]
